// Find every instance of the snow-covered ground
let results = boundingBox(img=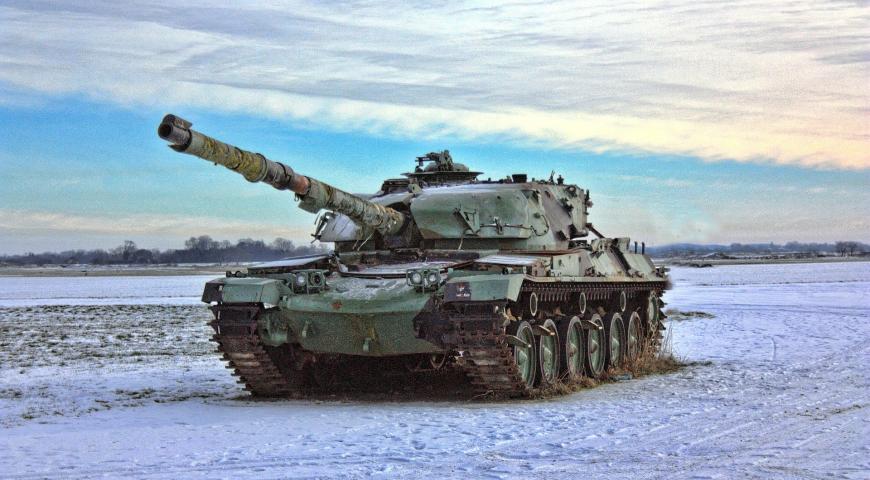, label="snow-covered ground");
[1,263,868,479]
[0,275,216,307]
